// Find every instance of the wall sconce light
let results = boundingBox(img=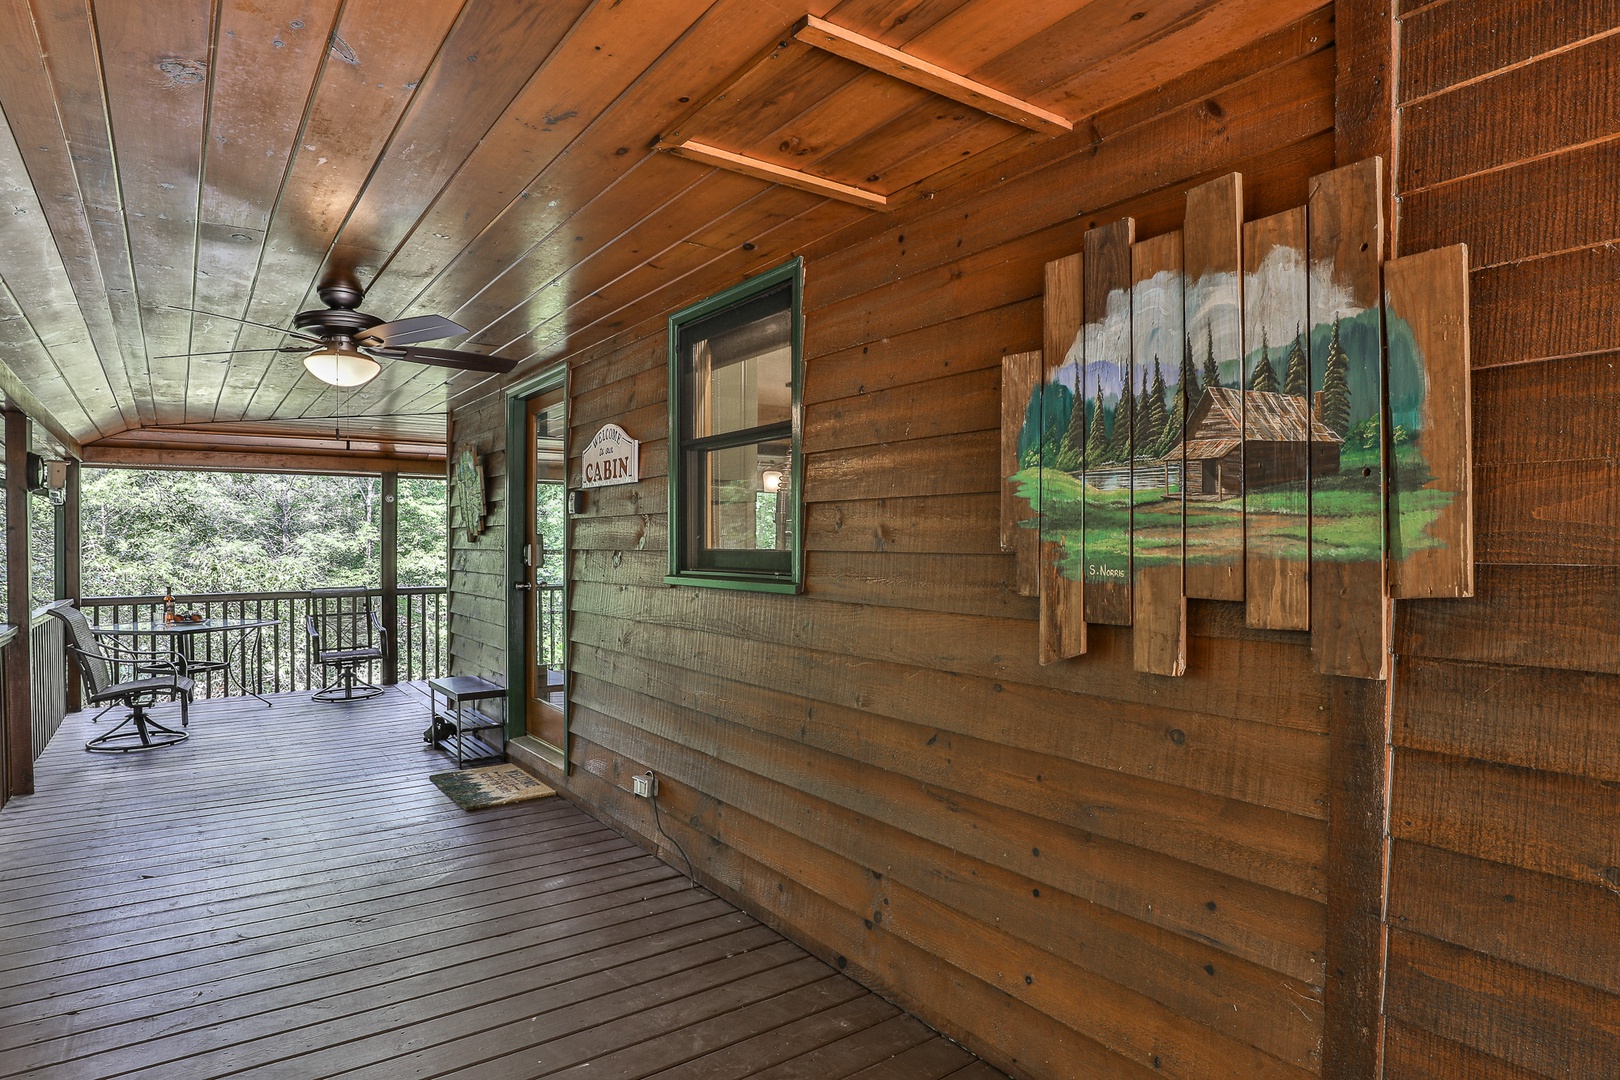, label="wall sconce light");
[761,469,785,492]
